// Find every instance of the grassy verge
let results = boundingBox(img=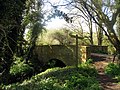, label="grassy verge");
[2,64,101,90]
